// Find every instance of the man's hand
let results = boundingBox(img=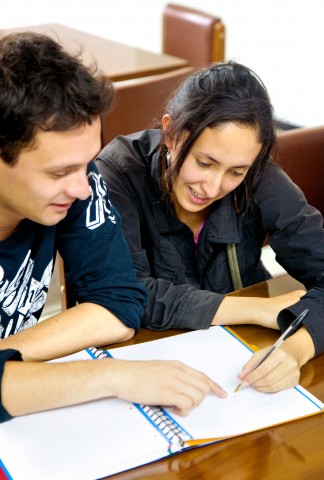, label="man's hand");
[2,356,227,418]
[104,359,227,416]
